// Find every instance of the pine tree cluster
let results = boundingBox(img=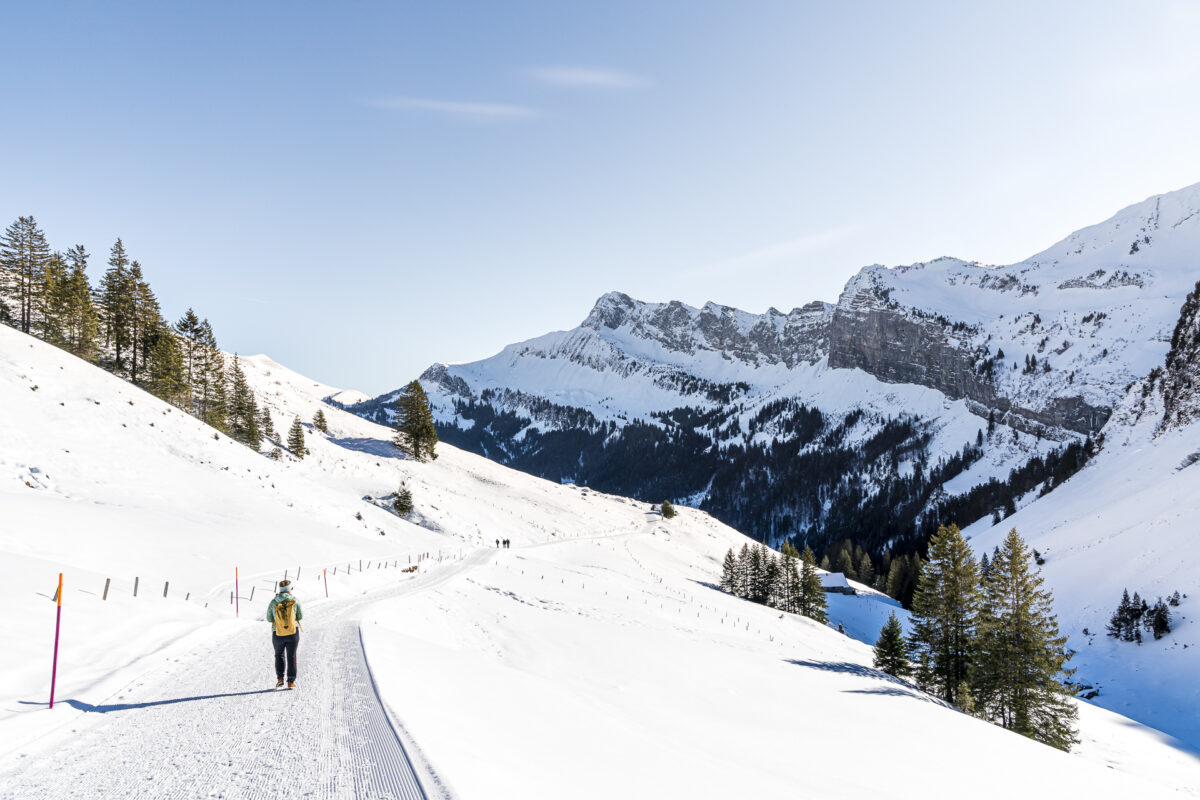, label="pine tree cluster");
[1106,589,1174,642]
[0,215,270,452]
[719,541,827,623]
[904,524,1079,751]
